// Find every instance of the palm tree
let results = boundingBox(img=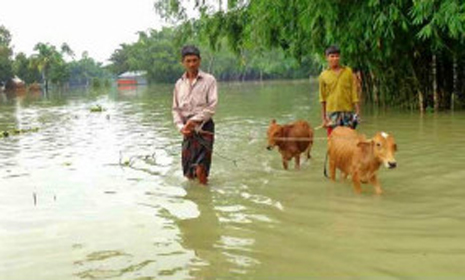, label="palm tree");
[61,42,75,60]
[31,42,71,92]
[31,43,56,91]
